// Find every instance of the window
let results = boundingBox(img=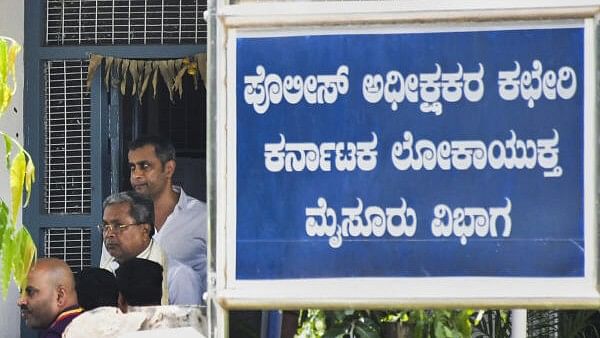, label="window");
[25,0,207,276]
